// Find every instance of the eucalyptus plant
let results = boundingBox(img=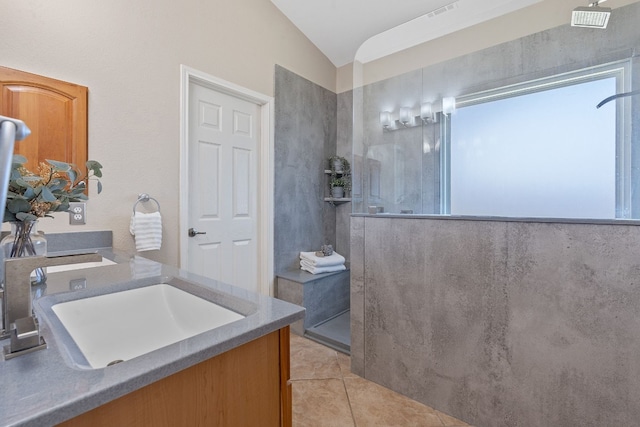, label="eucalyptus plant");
[4,154,103,223]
